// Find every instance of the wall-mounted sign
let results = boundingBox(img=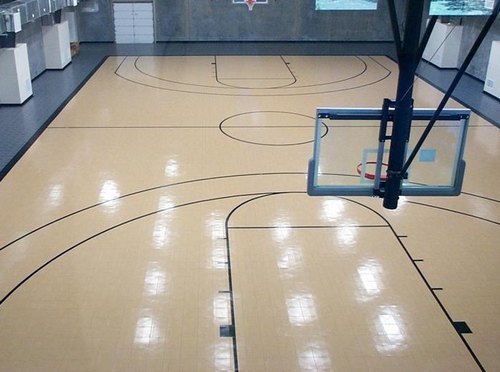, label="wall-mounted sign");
[316,0,378,11]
